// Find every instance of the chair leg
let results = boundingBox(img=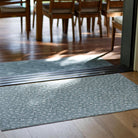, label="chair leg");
[62,19,68,34]
[111,24,116,51]
[106,16,110,37]
[87,17,91,32]
[98,15,102,37]
[42,15,43,31]
[26,12,30,40]
[78,15,82,41]
[32,9,36,28]
[92,17,95,32]
[62,19,64,32]
[72,16,75,42]
[97,17,100,24]
[25,0,30,40]
[74,16,77,26]
[26,18,30,40]
[21,17,23,33]
[75,17,83,26]
[26,21,30,40]
[57,19,59,27]
[50,17,53,42]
